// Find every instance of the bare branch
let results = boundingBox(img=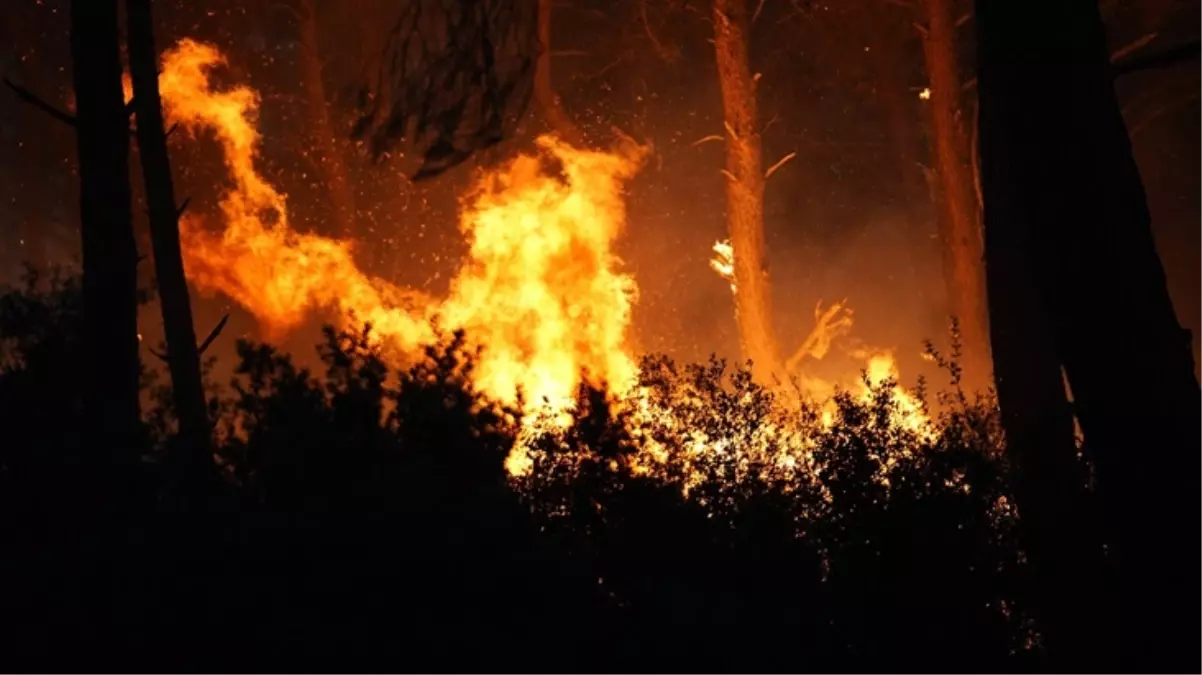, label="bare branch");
[165,122,179,138]
[1110,32,1158,63]
[3,78,76,128]
[723,120,739,142]
[691,134,724,146]
[720,168,737,182]
[763,151,796,179]
[197,313,230,355]
[1113,39,1200,76]
[785,300,854,373]
[149,347,169,363]
[175,196,192,221]
[912,21,928,37]
[954,12,972,28]
[640,0,677,62]
[751,0,767,24]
